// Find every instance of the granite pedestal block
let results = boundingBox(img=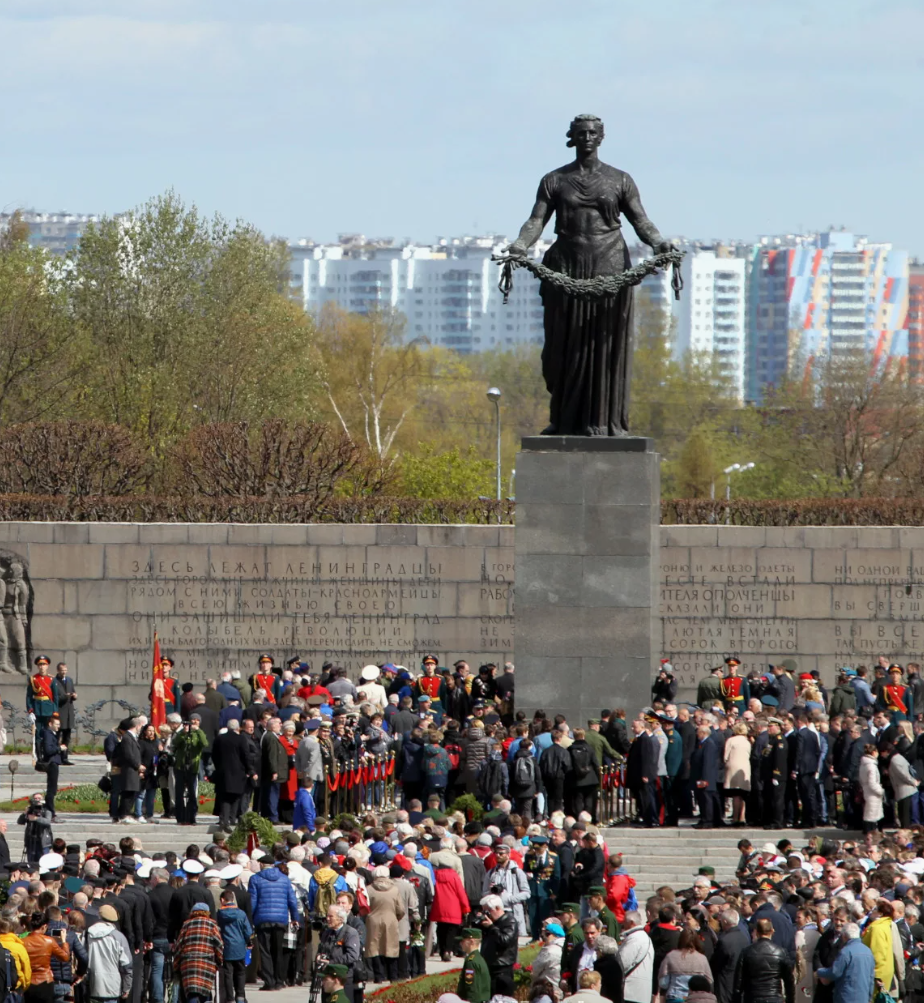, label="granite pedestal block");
[515,438,660,724]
